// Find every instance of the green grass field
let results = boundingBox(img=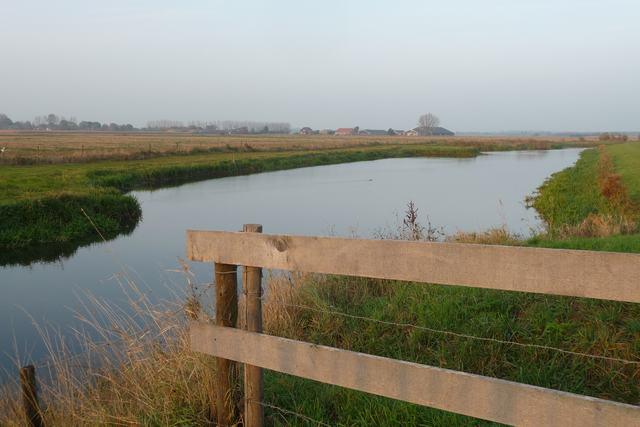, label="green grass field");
[256,273,640,426]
